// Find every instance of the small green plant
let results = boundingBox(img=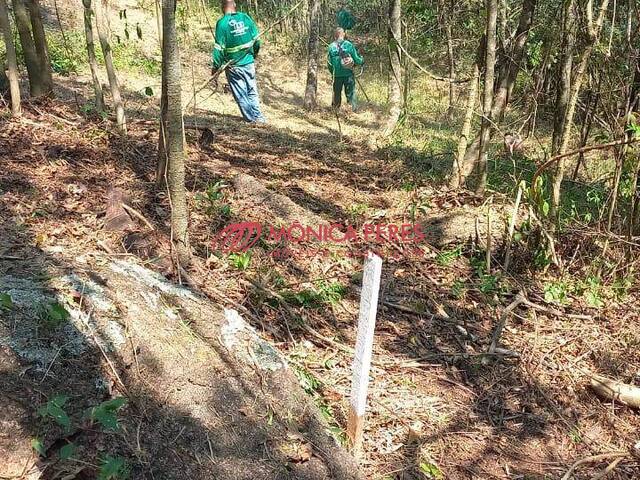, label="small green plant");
[451,279,466,299]
[581,276,604,308]
[88,397,128,431]
[569,427,582,444]
[37,394,71,432]
[419,461,443,479]
[436,246,462,266]
[479,273,499,295]
[283,281,347,309]
[196,180,231,218]
[31,438,46,457]
[347,203,368,220]
[229,252,251,271]
[59,442,77,460]
[544,280,572,306]
[612,274,633,300]
[0,292,13,310]
[40,302,70,329]
[98,456,130,480]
